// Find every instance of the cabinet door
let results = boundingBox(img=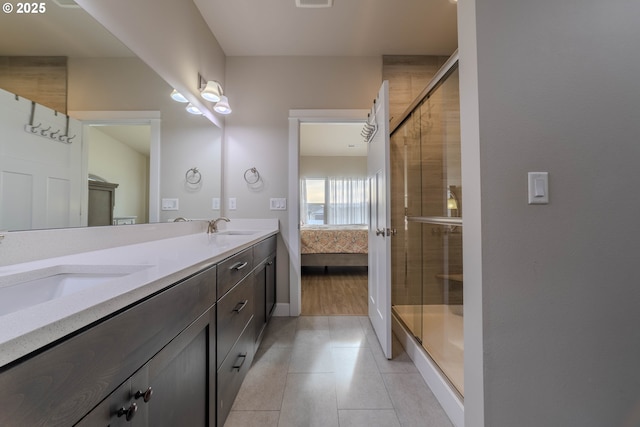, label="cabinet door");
[75,379,134,427]
[265,255,276,319]
[144,307,216,427]
[253,262,267,343]
[217,321,255,427]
